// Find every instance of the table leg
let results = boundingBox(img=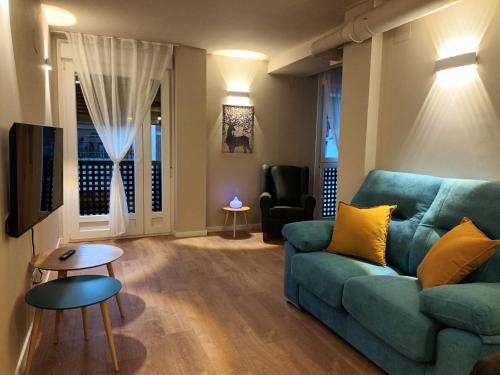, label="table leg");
[24,308,43,375]
[224,211,229,226]
[106,263,124,318]
[244,212,248,226]
[81,307,88,341]
[233,211,237,238]
[53,271,67,344]
[100,301,119,372]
